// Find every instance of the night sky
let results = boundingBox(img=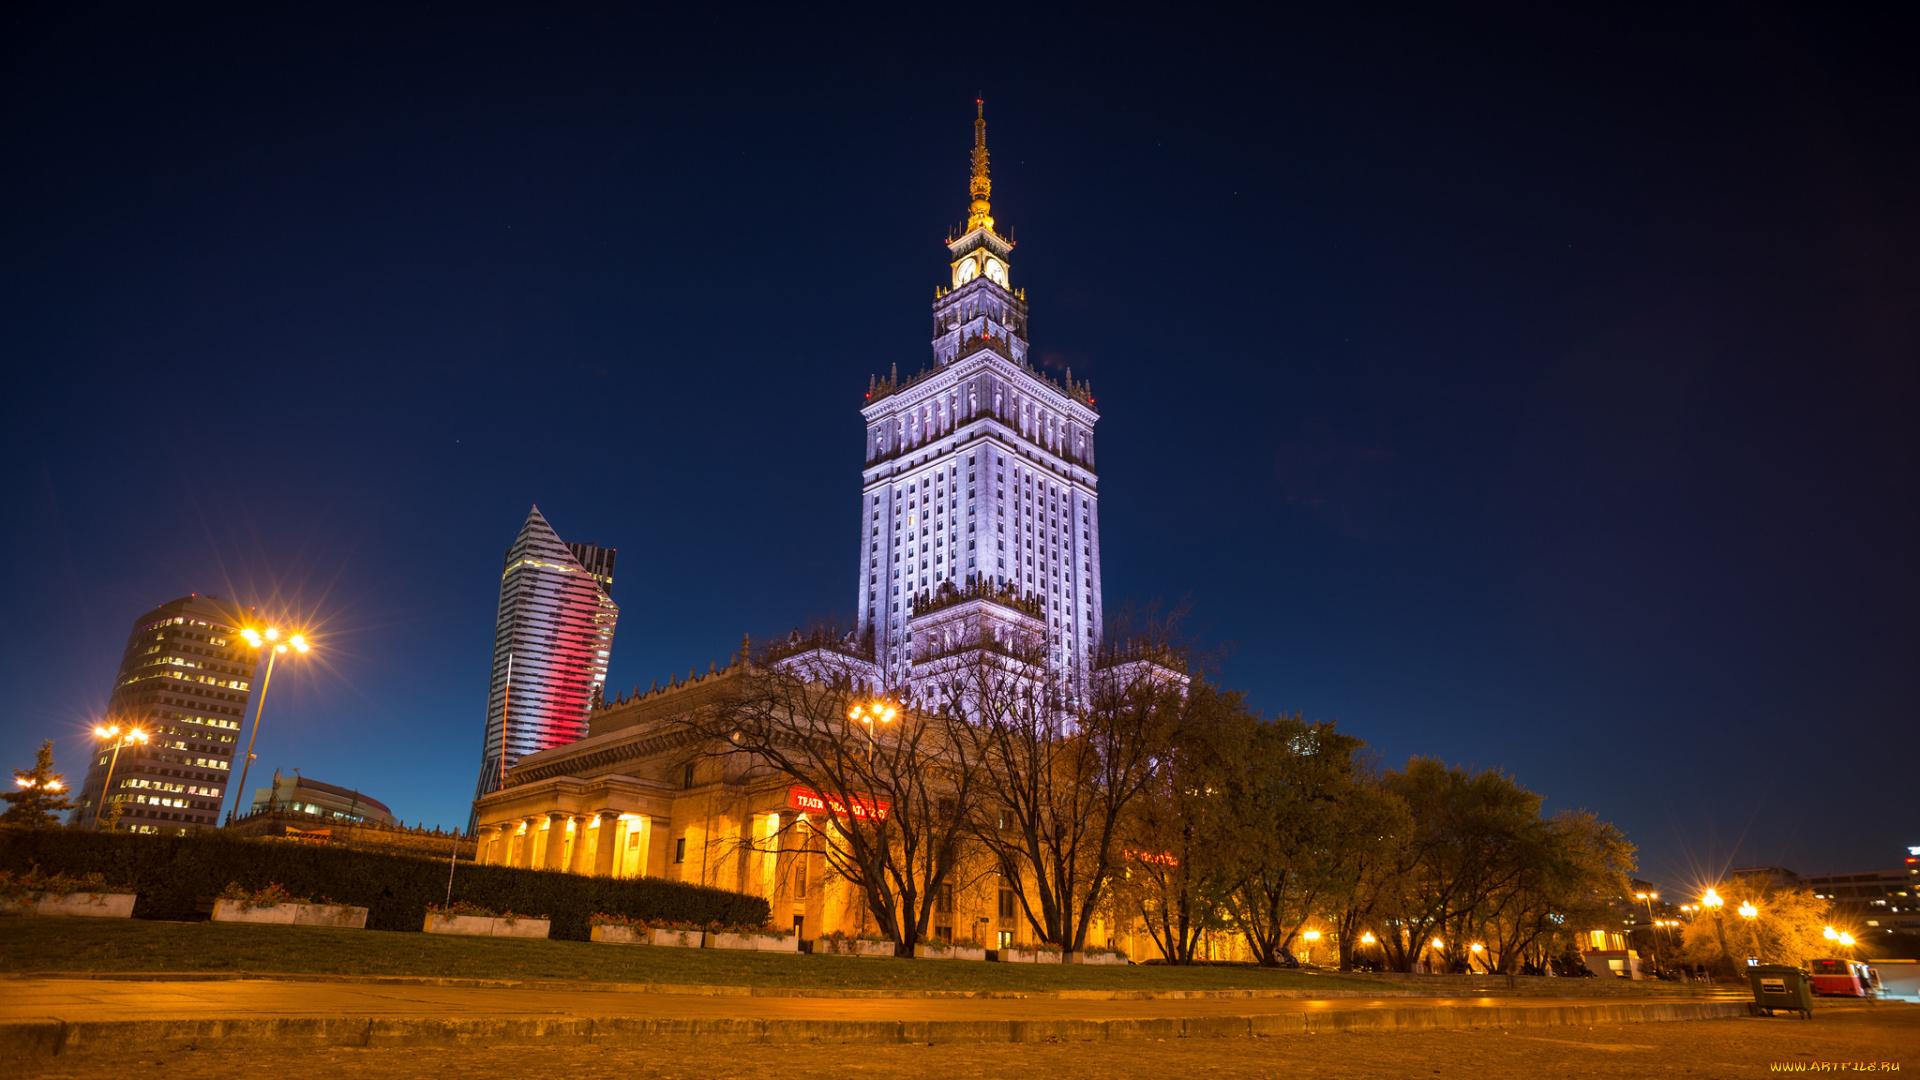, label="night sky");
[4,5,1913,886]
